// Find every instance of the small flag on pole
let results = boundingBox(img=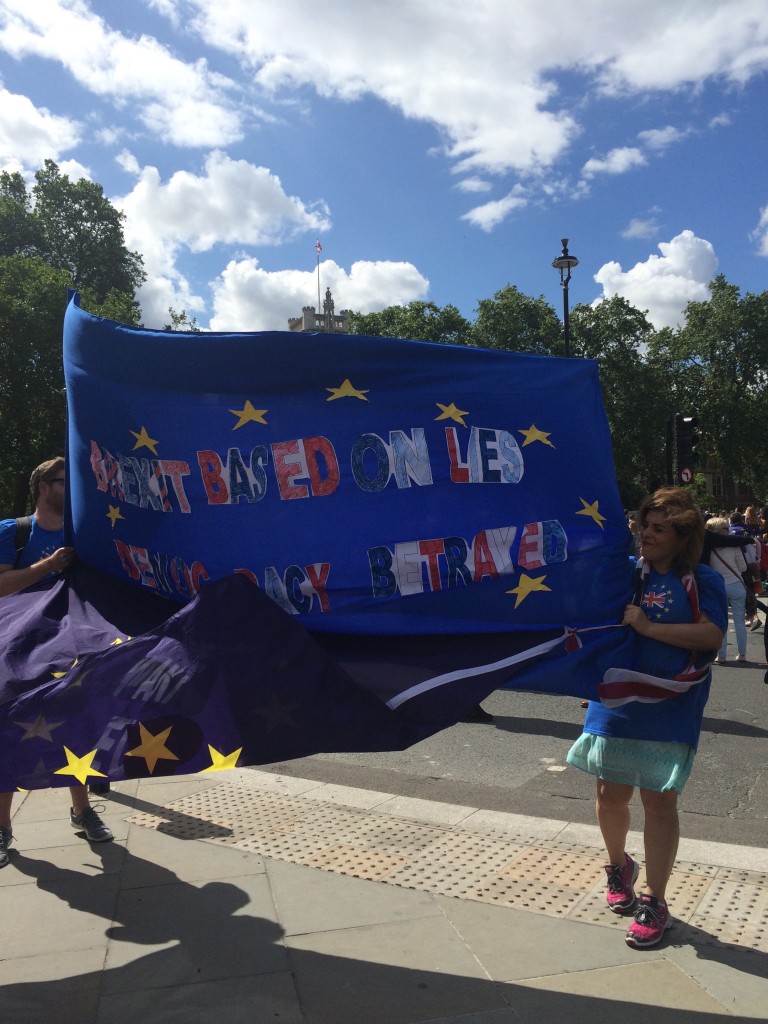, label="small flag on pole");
[315,240,323,253]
